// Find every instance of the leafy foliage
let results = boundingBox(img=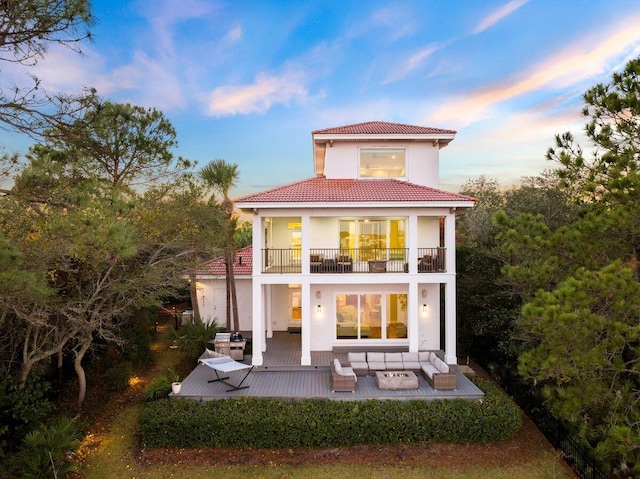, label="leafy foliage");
[518,263,640,474]
[170,319,223,363]
[9,416,82,479]
[145,369,180,401]
[491,56,640,476]
[140,379,521,449]
[0,378,52,457]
